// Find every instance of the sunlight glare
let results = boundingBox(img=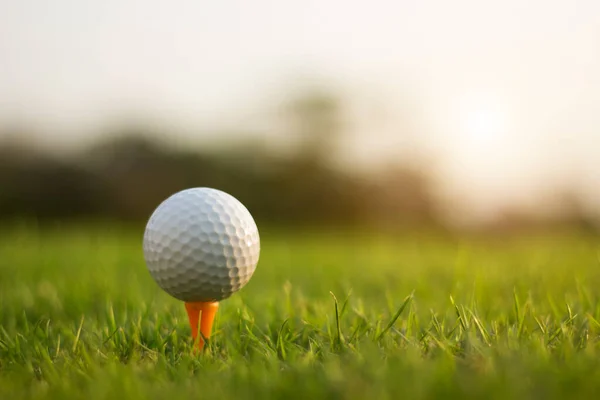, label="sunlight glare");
[465,109,503,141]
[454,95,511,147]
